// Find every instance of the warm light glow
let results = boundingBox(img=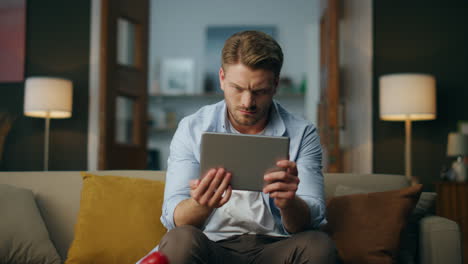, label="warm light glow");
[379,73,436,121]
[447,132,468,156]
[24,77,73,119]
